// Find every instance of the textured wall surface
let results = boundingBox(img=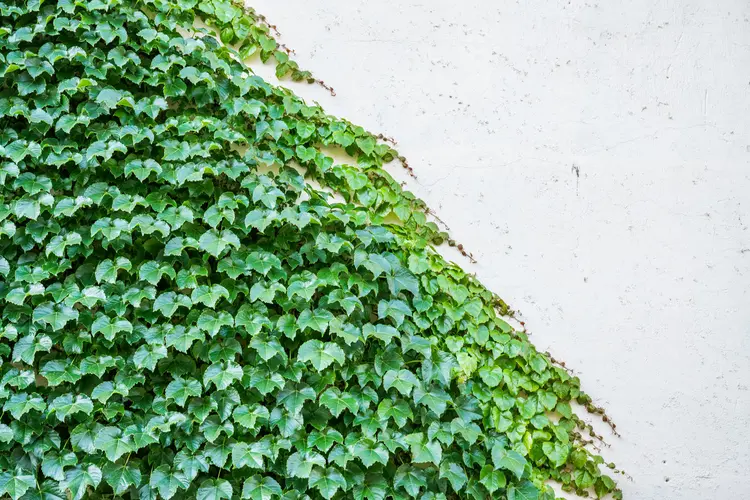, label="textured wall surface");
[251,1,750,497]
